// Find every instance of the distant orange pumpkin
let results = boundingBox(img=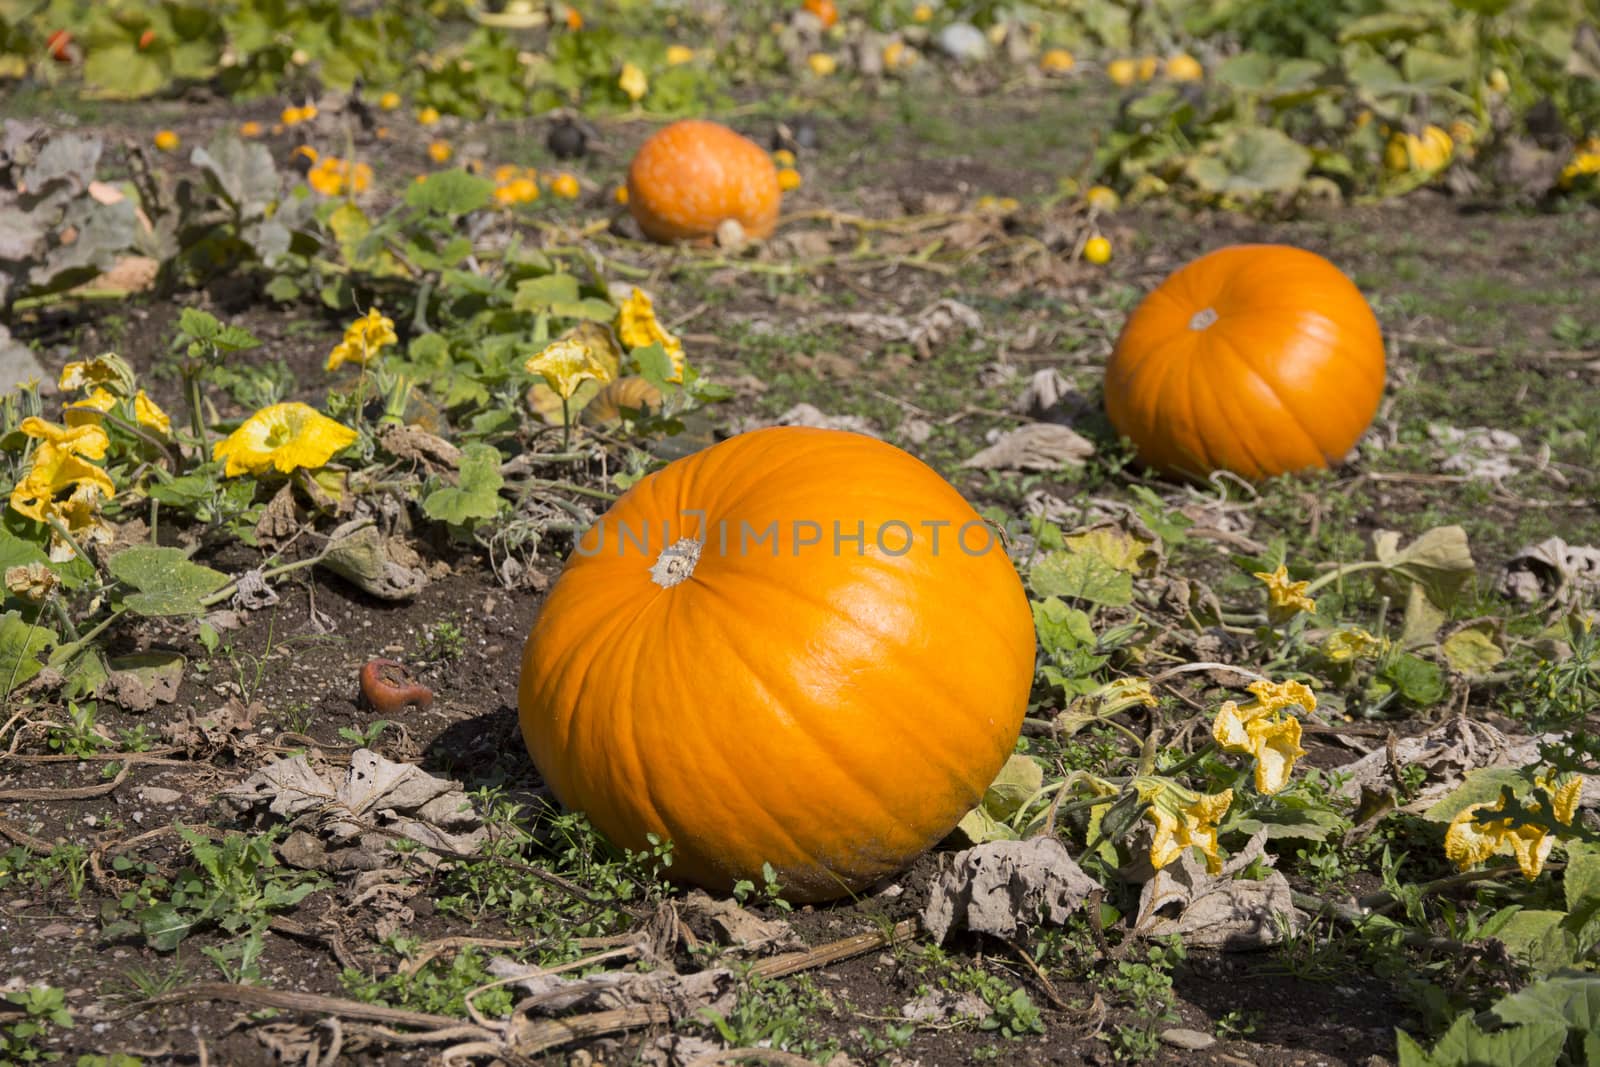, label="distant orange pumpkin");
[1103,244,1385,481]
[804,0,839,29]
[626,120,782,243]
